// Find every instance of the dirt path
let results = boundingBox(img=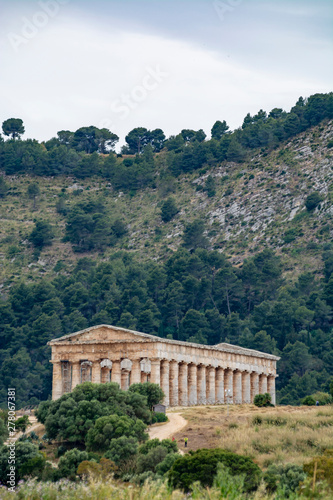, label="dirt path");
[4,416,44,445]
[149,412,187,441]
